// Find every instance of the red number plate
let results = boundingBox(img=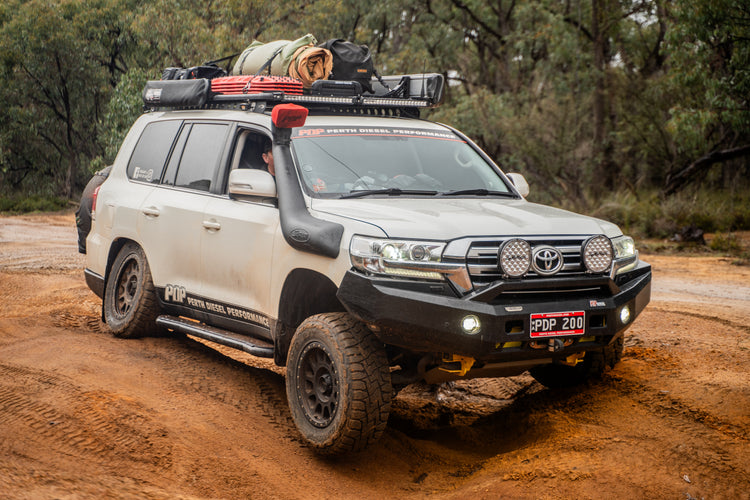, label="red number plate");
[530,311,585,338]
